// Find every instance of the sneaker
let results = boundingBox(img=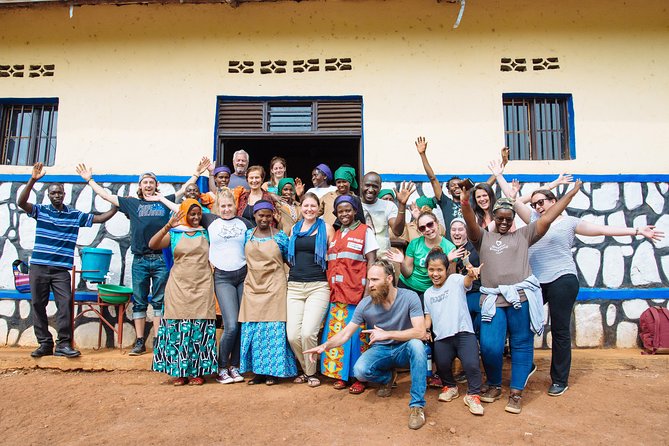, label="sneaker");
[216,368,234,384]
[438,386,460,402]
[480,385,502,403]
[524,363,537,387]
[229,367,244,383]
[505,393,522,414]
[454,372,468,384]
[128,337,146,356]
[377,370,397,398]
[408,407,426,430]
[464,394,485,416]
[548,383,569,397]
